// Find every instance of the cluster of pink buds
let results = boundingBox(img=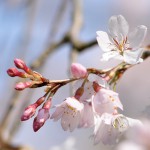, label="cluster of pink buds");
[7,59,48,91]
[21,95,52,132]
